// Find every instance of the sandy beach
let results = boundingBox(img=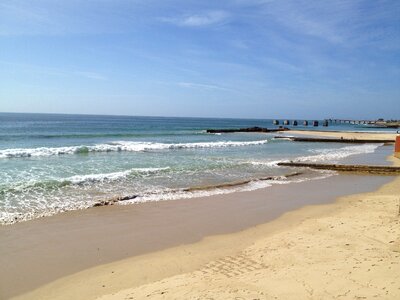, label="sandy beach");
[286,129,397,141]
[100,166,399,300]
[1,156,397,299]
[97,162,400,300]
[3,1,400,299]
[1,131,399,300]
